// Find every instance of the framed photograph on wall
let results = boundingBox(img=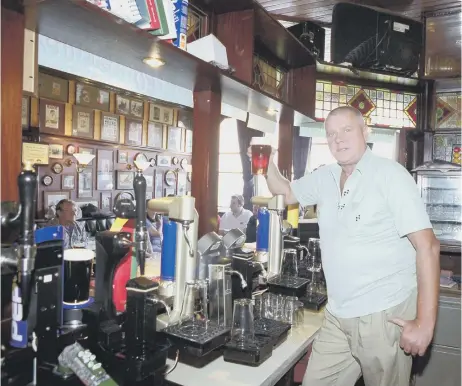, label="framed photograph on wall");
[62,175,75,190]
[154,171,163,198]
[125,119,142,146]
[97,150,114,173]
[100,192,112,211]
[117,171,135,190]
[44,191,70,211]
[145,175,154,190]
[116,95,130,115]
[185,129,193,153]
[75,83,110,111]
[167,126,182,152]
[72,105,94,139]
[177,172,187,196]
[157,155,171,167]
[38,73,69,103]
[117,150,128,164]
[48,144,64,159]
[130,99,144,119]
[39,99,65,135]
[100,113,120,143]
[22,96,30,128]
[147,122,163,148]
[78,169,93,198]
